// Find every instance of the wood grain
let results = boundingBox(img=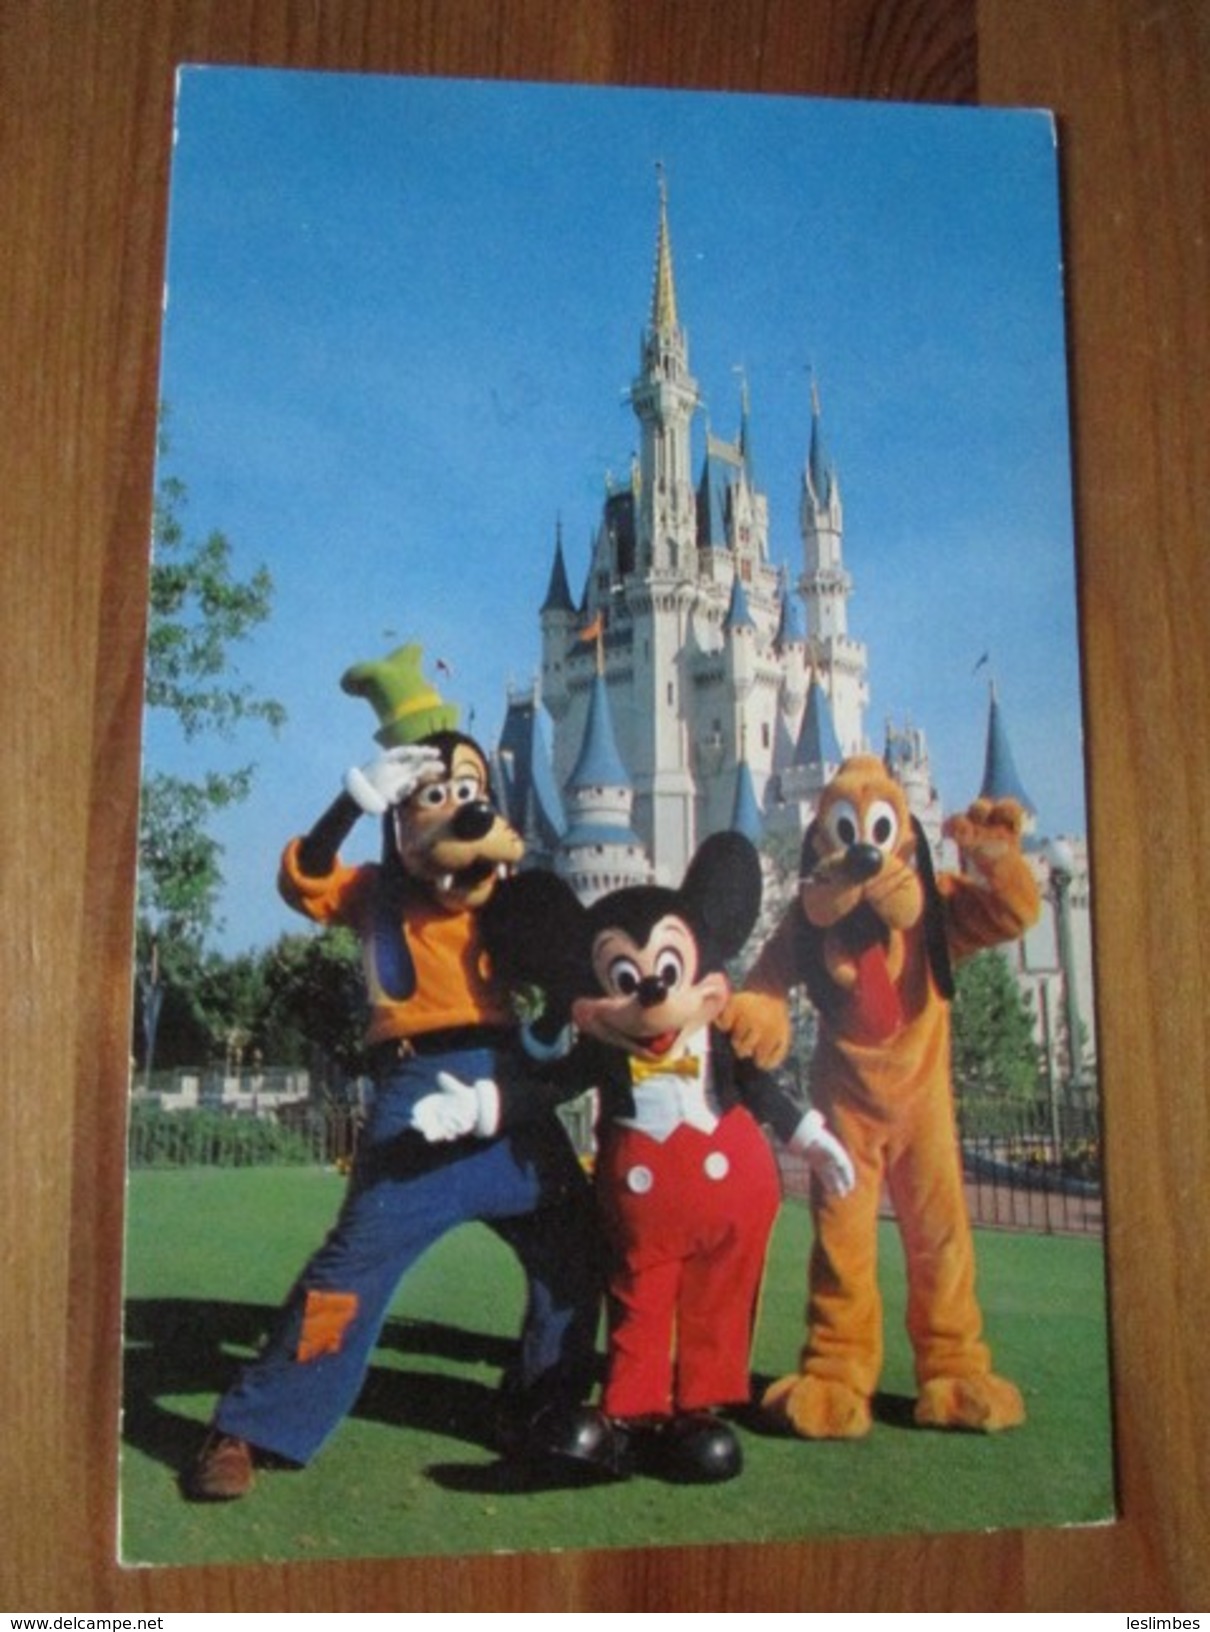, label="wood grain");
[2,0,1206,1610]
